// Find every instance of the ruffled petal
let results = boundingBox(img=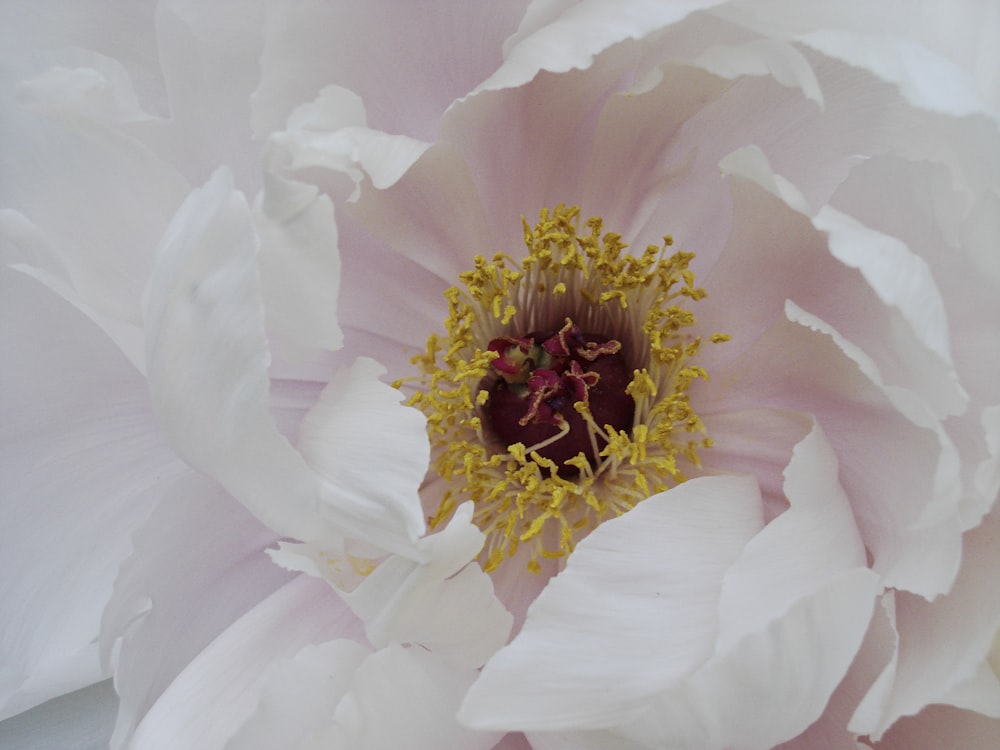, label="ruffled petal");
[478,0,727,93]
[460,475,765,730]
[144,169,426,556]
[622,569,878,749]
[252,0,531,141]
[715,421,866,652]
[296,356,429,545]
[853,508,1000,738]
[272,504,511,670]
